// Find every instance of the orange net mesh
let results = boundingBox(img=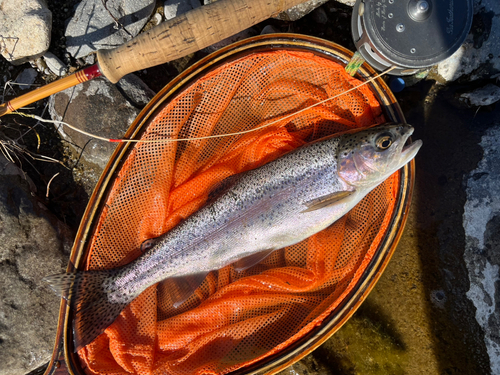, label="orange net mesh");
[77,50,399,375]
